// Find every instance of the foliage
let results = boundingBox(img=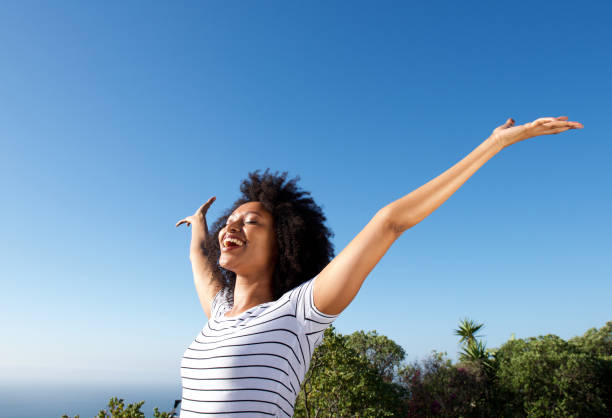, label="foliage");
[345,329,406,383]
[454,318,496,378]
[398,350,493,417]
[62,397,174,418]
[454,317,484,346]
[494,334,609,417]
[63,321,612,417]
[568,321,612,411]
[294,325,407,417]
[569,320,612,359]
